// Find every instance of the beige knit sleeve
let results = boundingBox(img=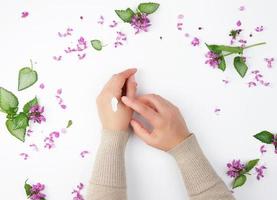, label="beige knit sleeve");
[87,130,129,200]
[168,134,235,200]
